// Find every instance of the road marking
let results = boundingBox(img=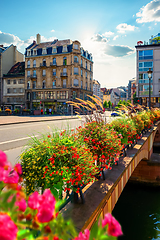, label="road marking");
[0,127,76,145]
